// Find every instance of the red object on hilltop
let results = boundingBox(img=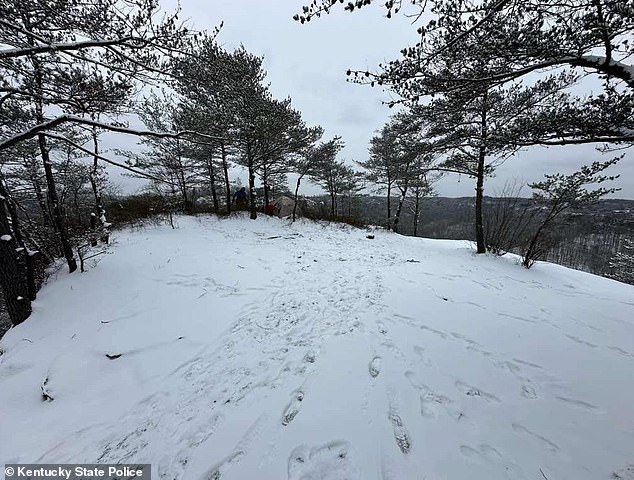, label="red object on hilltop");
[264,203,276,216]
